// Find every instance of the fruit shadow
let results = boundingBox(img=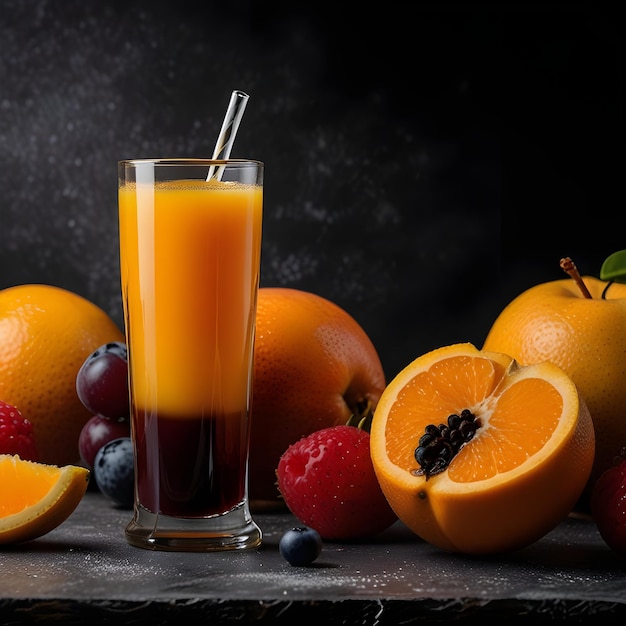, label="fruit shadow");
[438,536,626,574]
[0,537,103,554]
[257,518,419,570]
[333,521,418,546]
